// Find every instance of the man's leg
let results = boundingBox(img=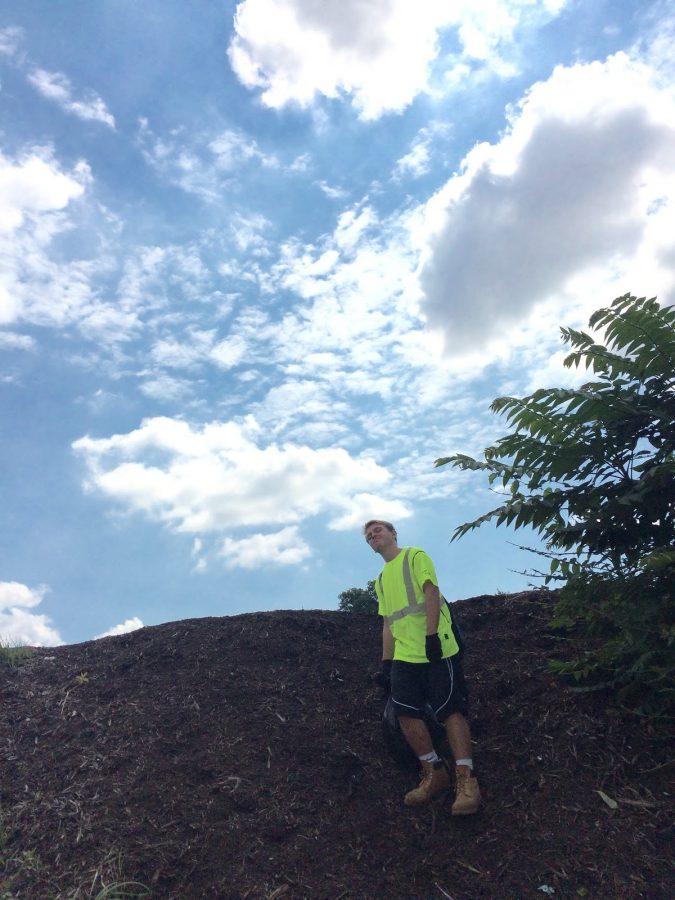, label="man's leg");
[445,711,472,772]
[445,711,480,814]
[433,657,481,815]
[397,715,451,806]
[398,715,434,756]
